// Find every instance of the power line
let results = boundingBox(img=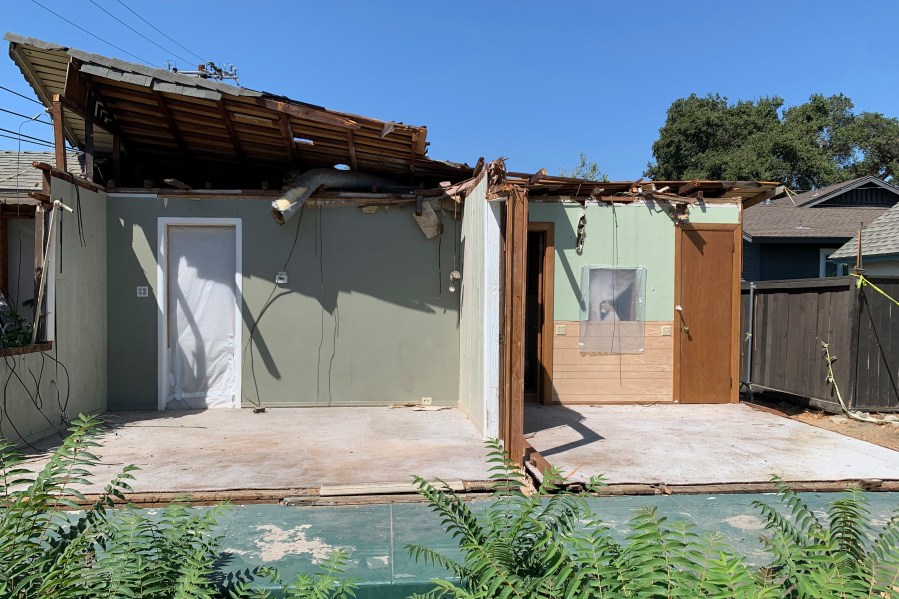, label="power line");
[29,0,154,65]
[0,127,55,145]
[0,132,54,148]
[0,85,43,105]
[0,107,51,125]
[87,0,194,66]
[113,0,208,65]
